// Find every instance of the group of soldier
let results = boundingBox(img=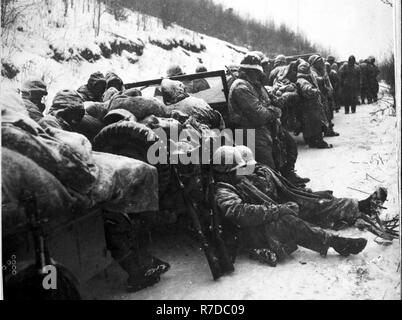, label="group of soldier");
[2,49,387,296]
